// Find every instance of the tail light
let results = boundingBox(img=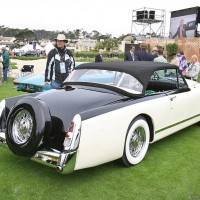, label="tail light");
[63,114,81,151]
[13,81,20,85]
